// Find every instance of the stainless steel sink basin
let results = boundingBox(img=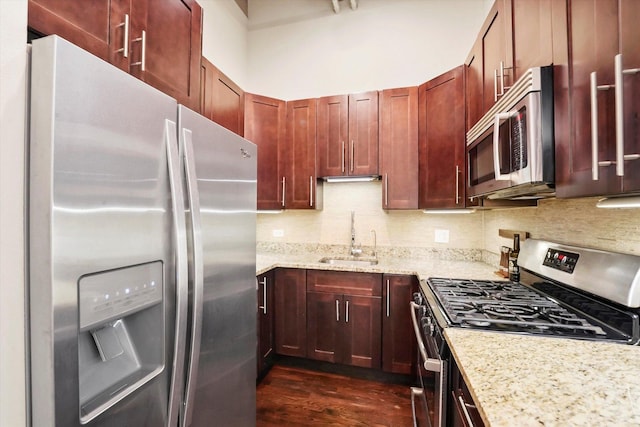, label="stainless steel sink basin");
[318,257,379,266]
